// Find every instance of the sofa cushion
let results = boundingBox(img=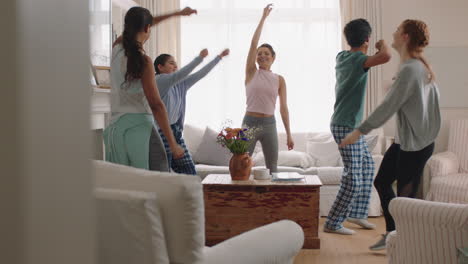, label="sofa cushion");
[364,134,379,154]
[306,139,341,167]
[252,150,315,168]
[278,132,310,152]
[195,164,230,180]
[95,188,169,264]
[183,124,205,155]
[193,127,231,166]
[93,160,205,264]
[316,167,344,185]
[303,167,318,175]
